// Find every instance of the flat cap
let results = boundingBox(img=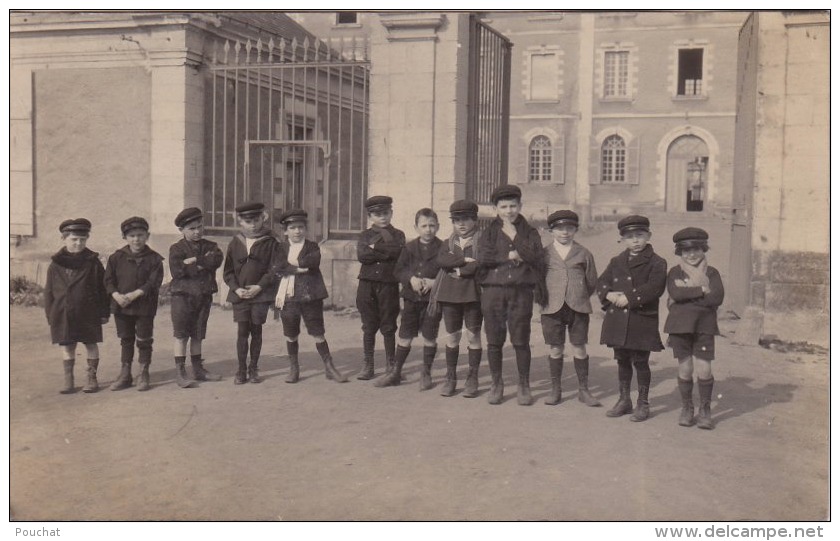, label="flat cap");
[235,201,266,217]
[278,209,308,225]
[673,227,709,246]
[617,214,650,234]
[59,218,92,234]
[365,195,393,212]
[547,210,579,229]
[174,207,203,228]
[449,199,479,218]
[121,216,149,235]
[490,184,522,204]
